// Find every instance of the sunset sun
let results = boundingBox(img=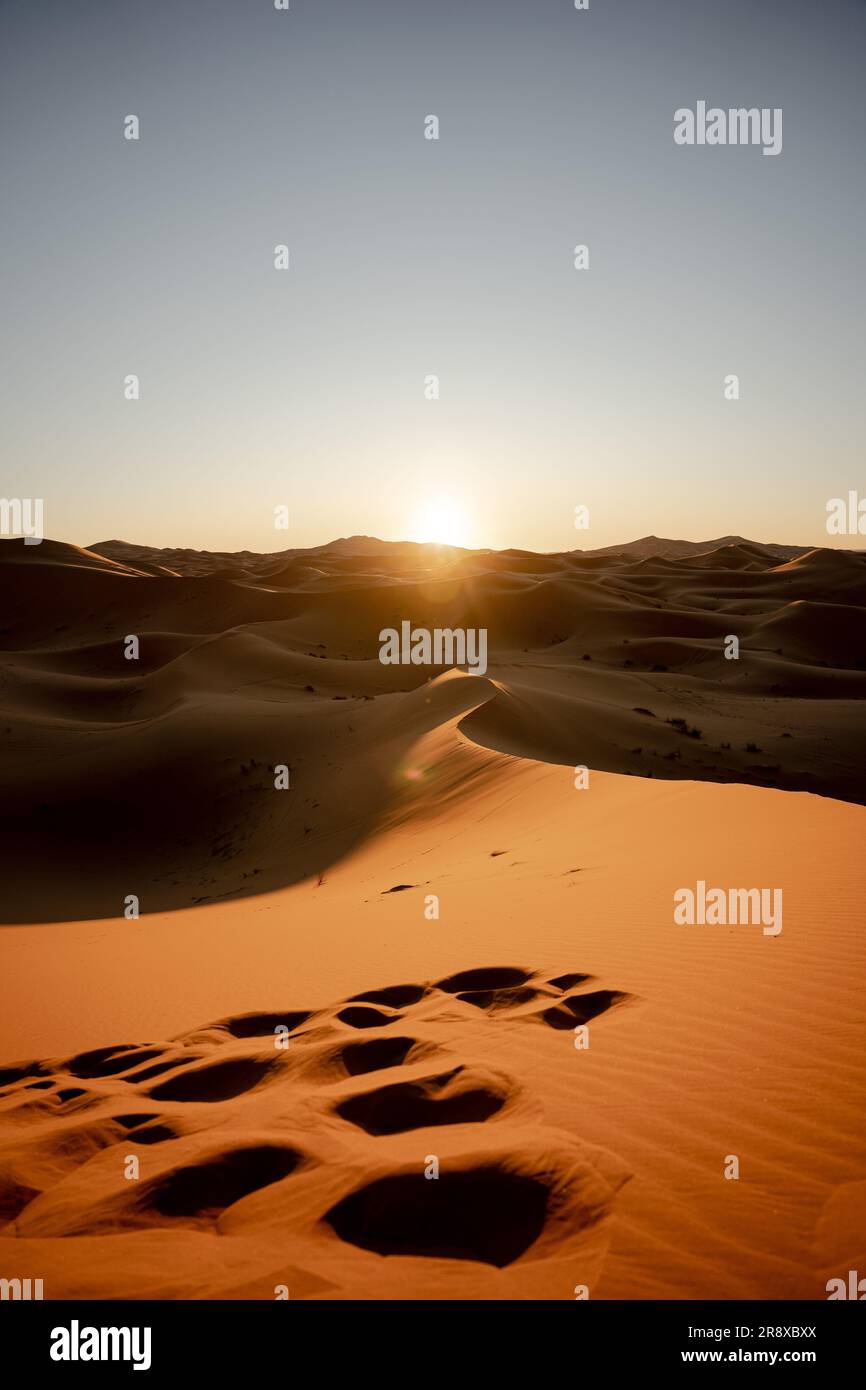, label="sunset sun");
[410,496,471,548]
